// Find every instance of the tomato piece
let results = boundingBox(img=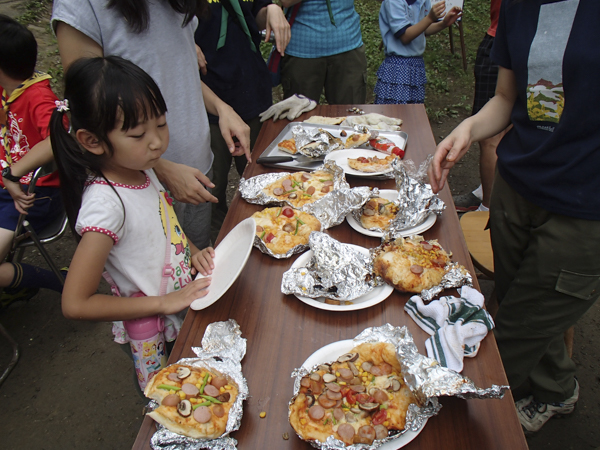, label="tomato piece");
[358,157,369,164]
[356,393,371,404]
[265,232,275,243]
[372,409,387,426]
[345,391,358,405]
[281,207,294,218]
